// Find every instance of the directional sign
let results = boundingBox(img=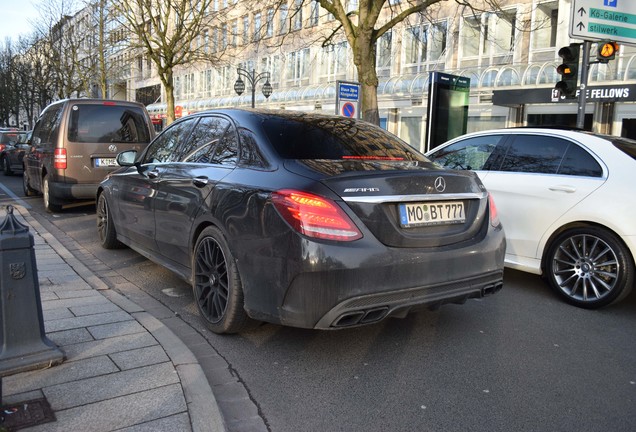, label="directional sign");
[570,0,636,46]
